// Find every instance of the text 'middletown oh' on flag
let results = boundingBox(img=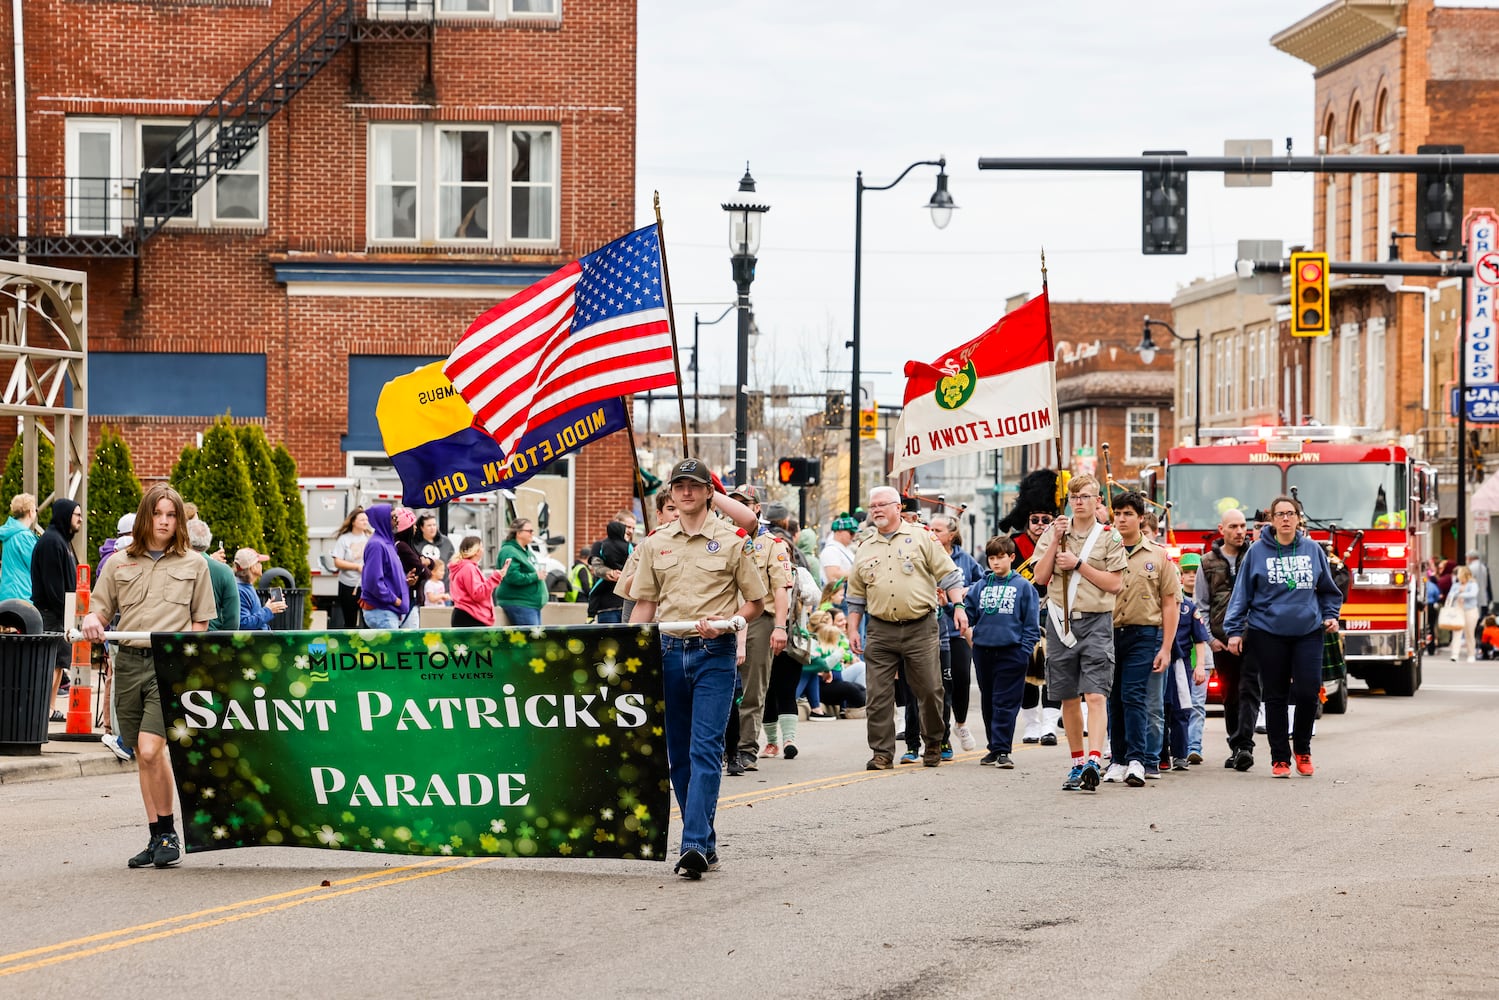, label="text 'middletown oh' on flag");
[443,225,678,461]
[888,291,1058,479]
